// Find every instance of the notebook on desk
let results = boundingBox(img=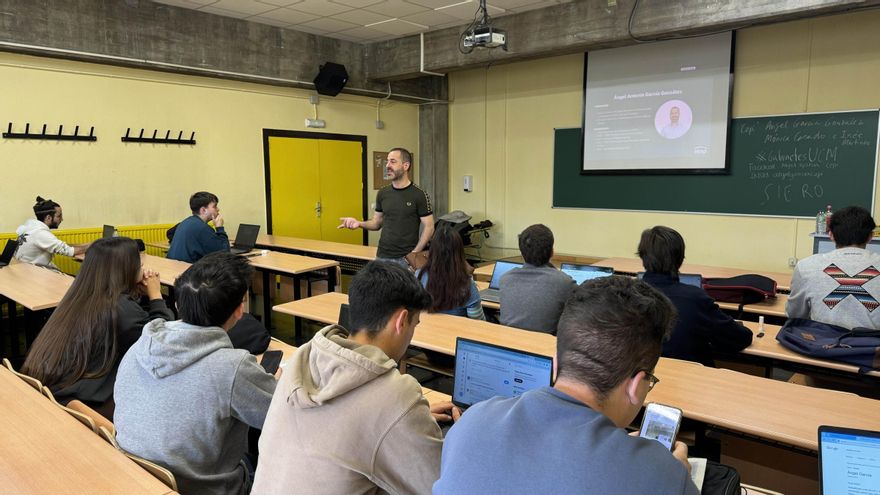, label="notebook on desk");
[478,260,522,303]
[452,337,553,410]
[230,224,260,255]
[560,263,614,285]
[818,425,880,495]
[0,239,18,268]
[637,272,703,288]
